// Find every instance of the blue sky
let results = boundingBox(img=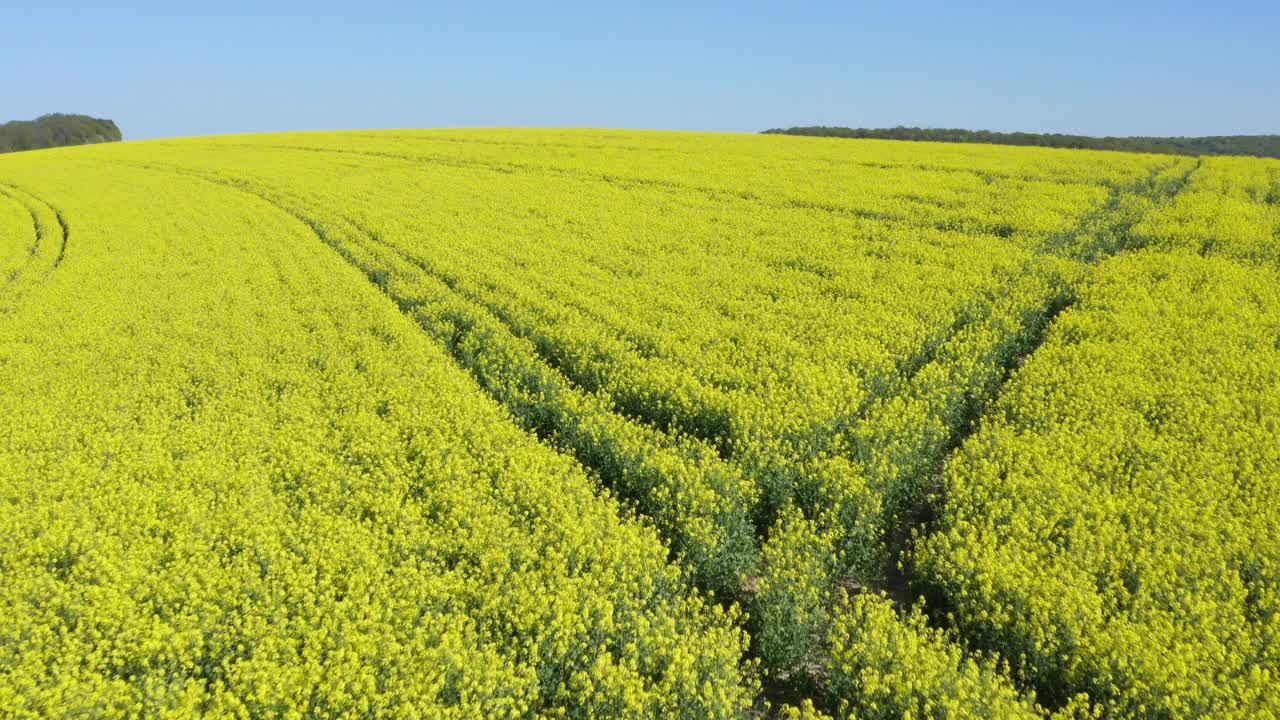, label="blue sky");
[4,1,1277,140]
